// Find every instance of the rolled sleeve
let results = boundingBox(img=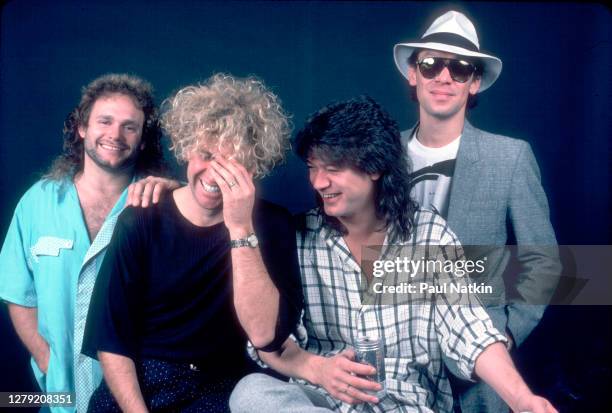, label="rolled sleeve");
[451,307,507,381]
[434,233,507,381]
